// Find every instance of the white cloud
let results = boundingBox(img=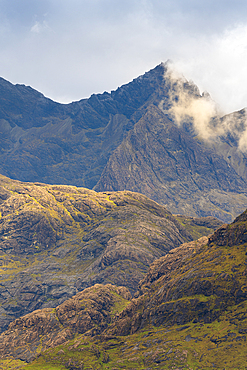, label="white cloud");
[239,126,247,151]
[172,24,247,113]
[31,21,50,34]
